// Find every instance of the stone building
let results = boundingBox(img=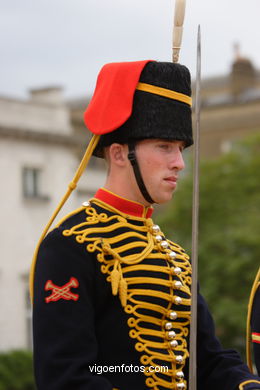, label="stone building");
[0,87,105,351]
[199,52,260,158]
